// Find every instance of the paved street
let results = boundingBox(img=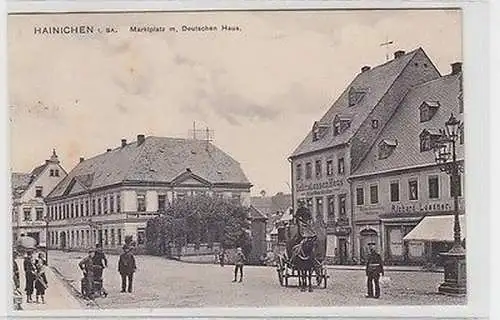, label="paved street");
[16,258,84,310]
[47,250,466,308]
